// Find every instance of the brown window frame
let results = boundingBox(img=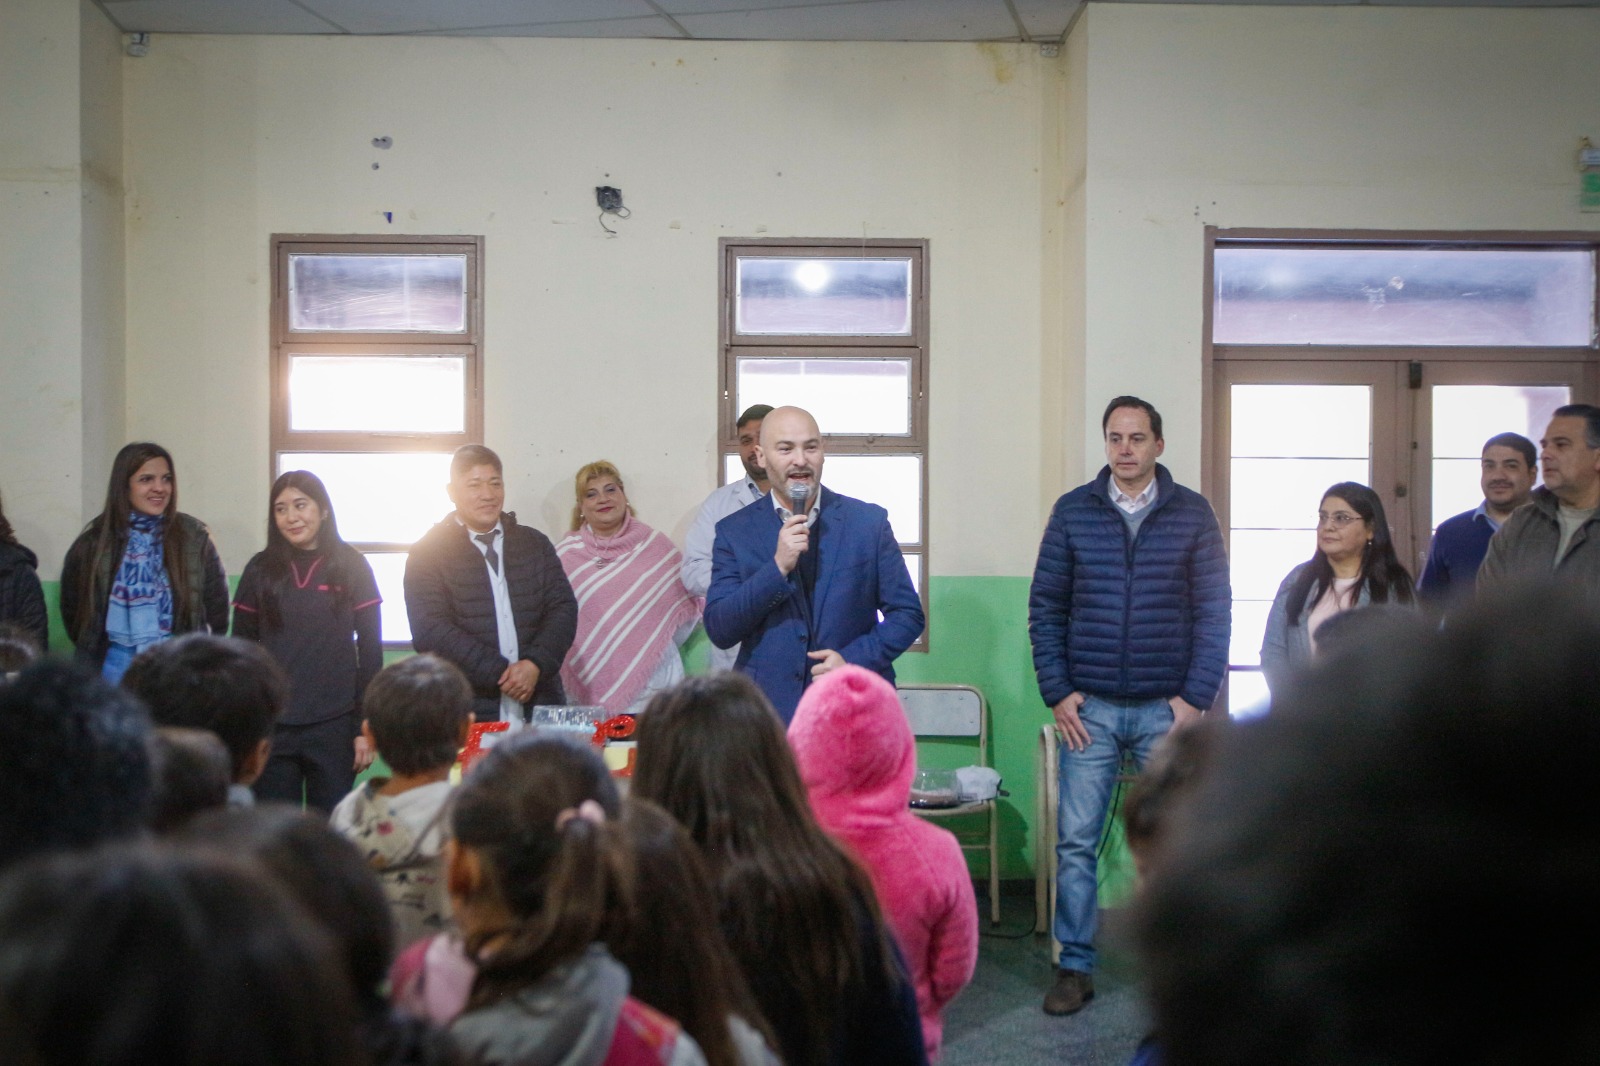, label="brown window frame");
[718,237,931,649]
[1202,227,1600,710]
[269,233,485,644]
